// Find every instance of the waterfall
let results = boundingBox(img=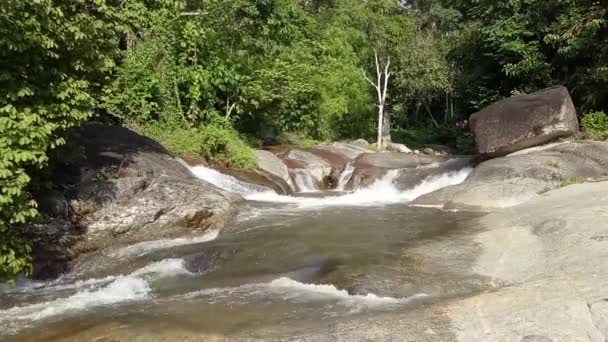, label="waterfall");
[245,167,472,207]
[336,163,355,191]
[290,169,318,192]
[187,160,472,208]
[188,165,270,195]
